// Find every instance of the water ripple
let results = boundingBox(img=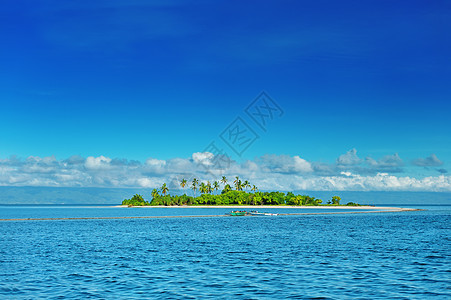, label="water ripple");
[0,209,450,298]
